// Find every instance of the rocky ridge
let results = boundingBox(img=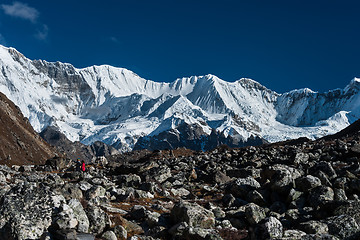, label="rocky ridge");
[0,92,57,165]
[1,120,360,239]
